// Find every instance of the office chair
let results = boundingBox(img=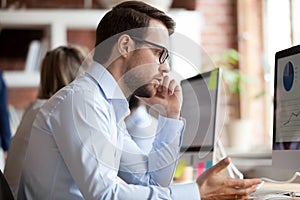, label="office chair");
[0,169,14,200]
